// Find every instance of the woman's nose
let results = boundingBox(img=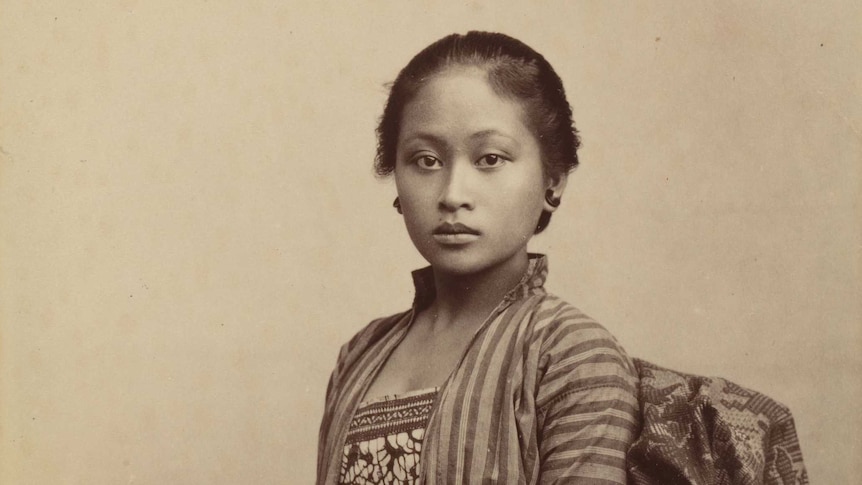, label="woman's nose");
[438,162,474,211]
